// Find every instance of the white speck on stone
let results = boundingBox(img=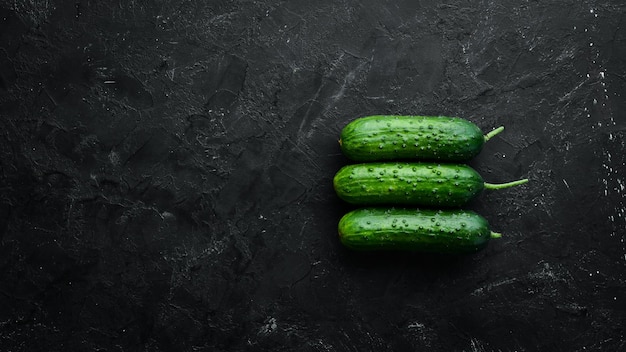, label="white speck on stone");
[108,150,120,166]
[259,317,277,335]
[408,322,425,329]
